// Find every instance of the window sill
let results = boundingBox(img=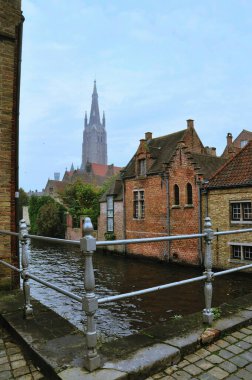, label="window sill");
[184,204,194,209]
[137,175,147,179]
[231,221,252,224]
[228,259,252,264]
[133,218,145,221]
[172,205,181,209]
